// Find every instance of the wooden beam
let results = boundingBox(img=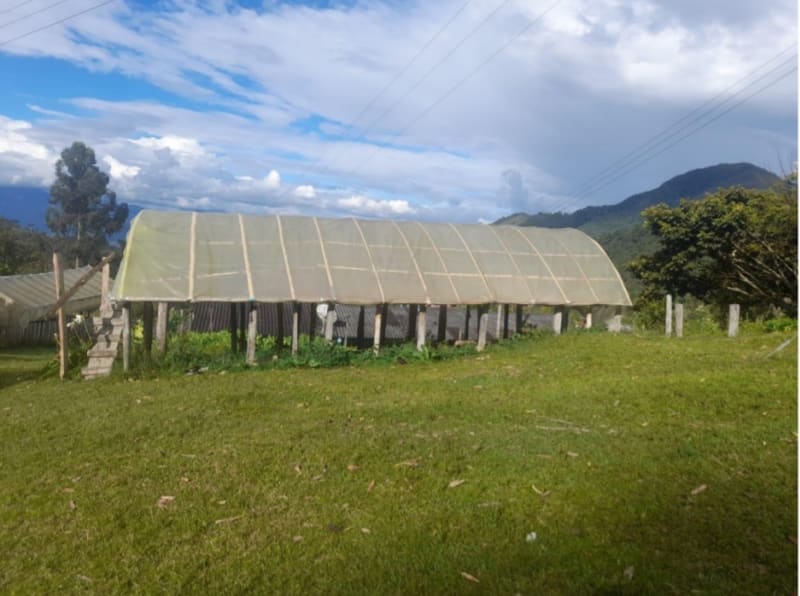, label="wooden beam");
[143,302,154,356]
[495,304,503,339]
[585,311,593,329]
[476,305,489,352]
[373,305,382,355]
[502,303,510,339]
[675,303,684,338]
[552,307,563,335]
[380,303,388,344]
[156,302,168,354]
[728,304,740,338]
[239,303,247,353]
[437,304,447,343]
[45,252,116,318]
[247,303,257,365]
[308,303,316,341]
[464,305,471,340]
[291,302,300,355]
[416,305,427,351]
[52,252,68,380]
[515,305,523,334]
[324,302,335,342]
[122,302,131,372]
[665,294,673,336]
